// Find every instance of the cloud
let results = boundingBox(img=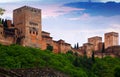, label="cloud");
[64,2,120,16]
[106,24,120,32]
[42,4,84,18]
[68,13,90,20]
